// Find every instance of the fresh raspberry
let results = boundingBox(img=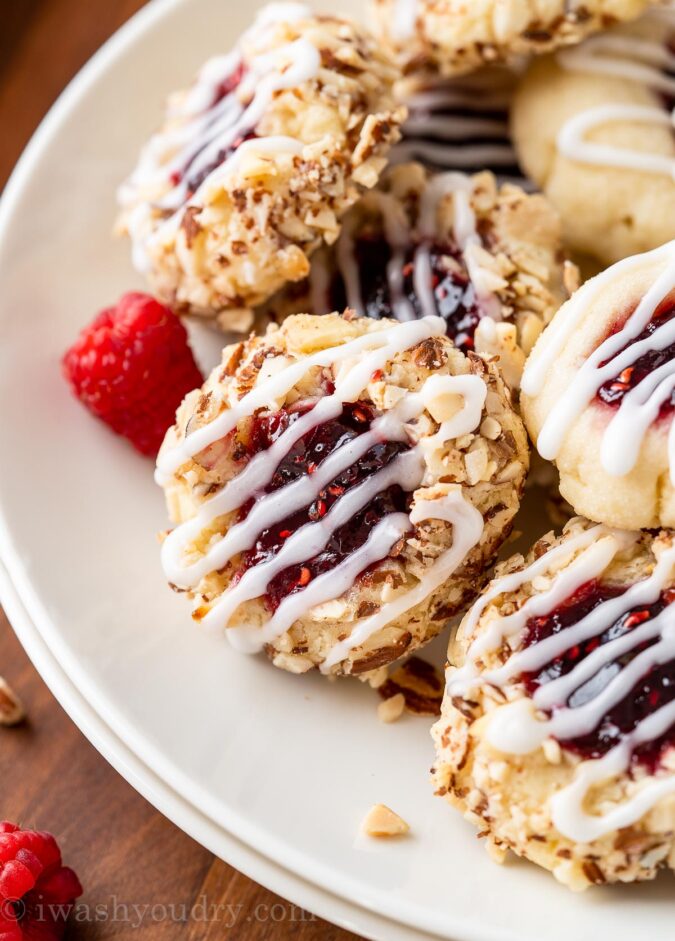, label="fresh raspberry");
[0,823,82,941]
[62,292,203,456]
